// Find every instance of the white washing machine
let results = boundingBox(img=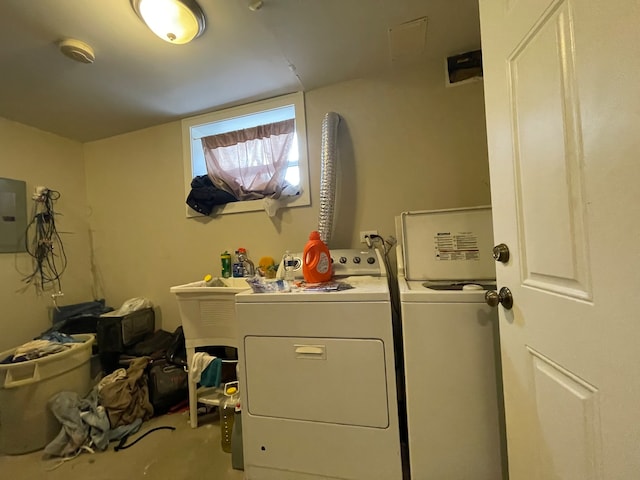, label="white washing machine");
[235,248,403,480]
[397,207,505,480]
